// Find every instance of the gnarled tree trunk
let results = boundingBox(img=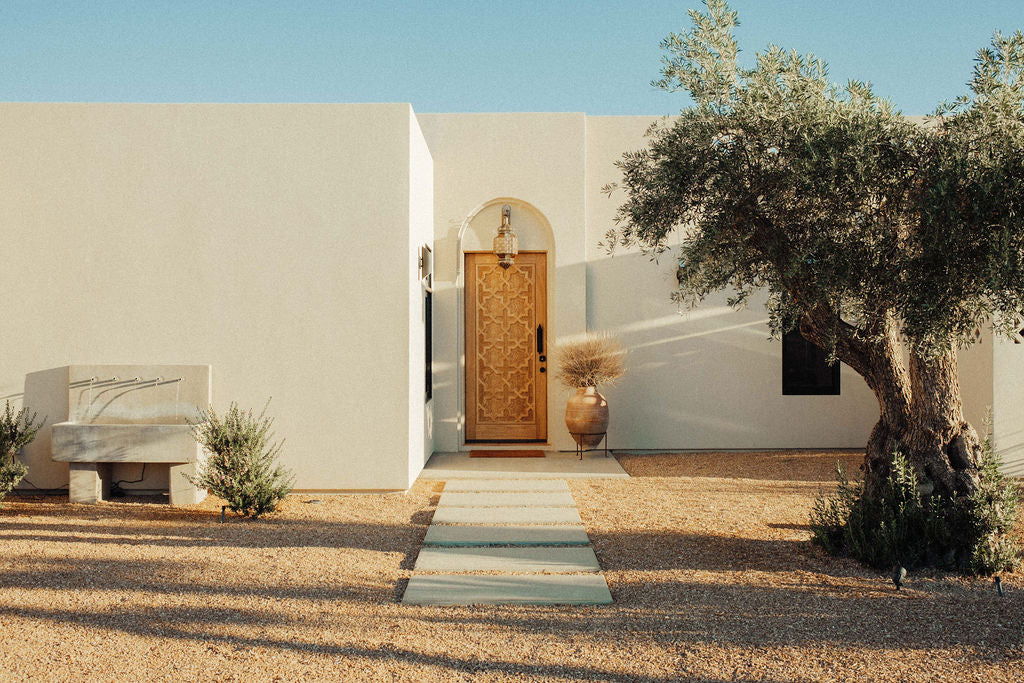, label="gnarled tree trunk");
[800,308,981,501]
[904,350,982,499]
